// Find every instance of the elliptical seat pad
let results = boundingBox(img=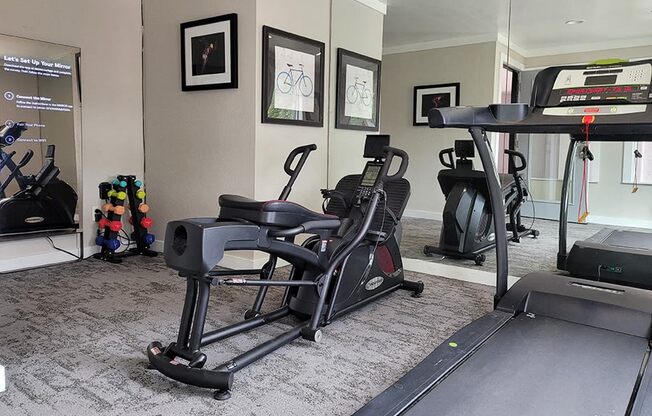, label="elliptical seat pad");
[218,194,338,228]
